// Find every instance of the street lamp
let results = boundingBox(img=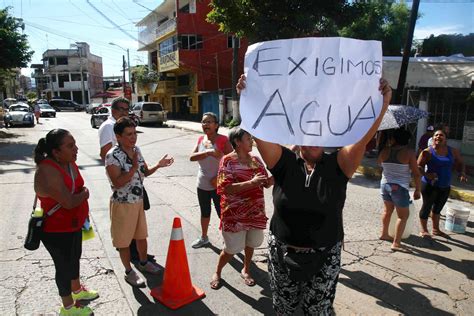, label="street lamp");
[109,42,131,90]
